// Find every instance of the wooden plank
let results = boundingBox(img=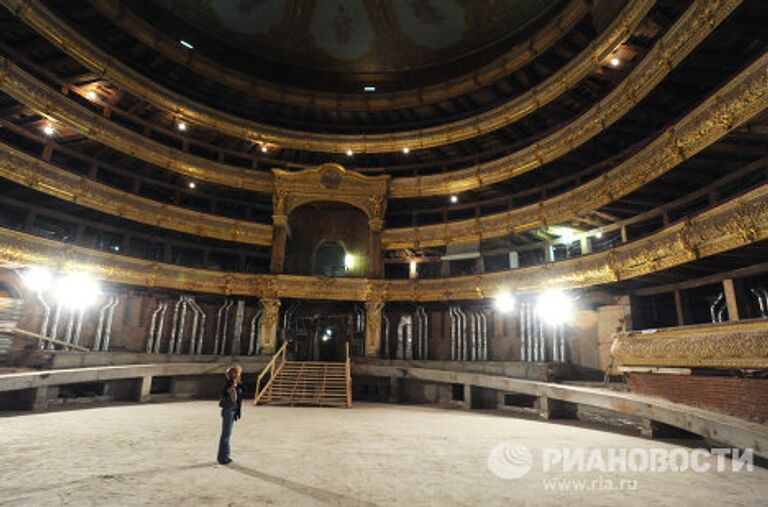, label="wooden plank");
[12,328,89,352]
